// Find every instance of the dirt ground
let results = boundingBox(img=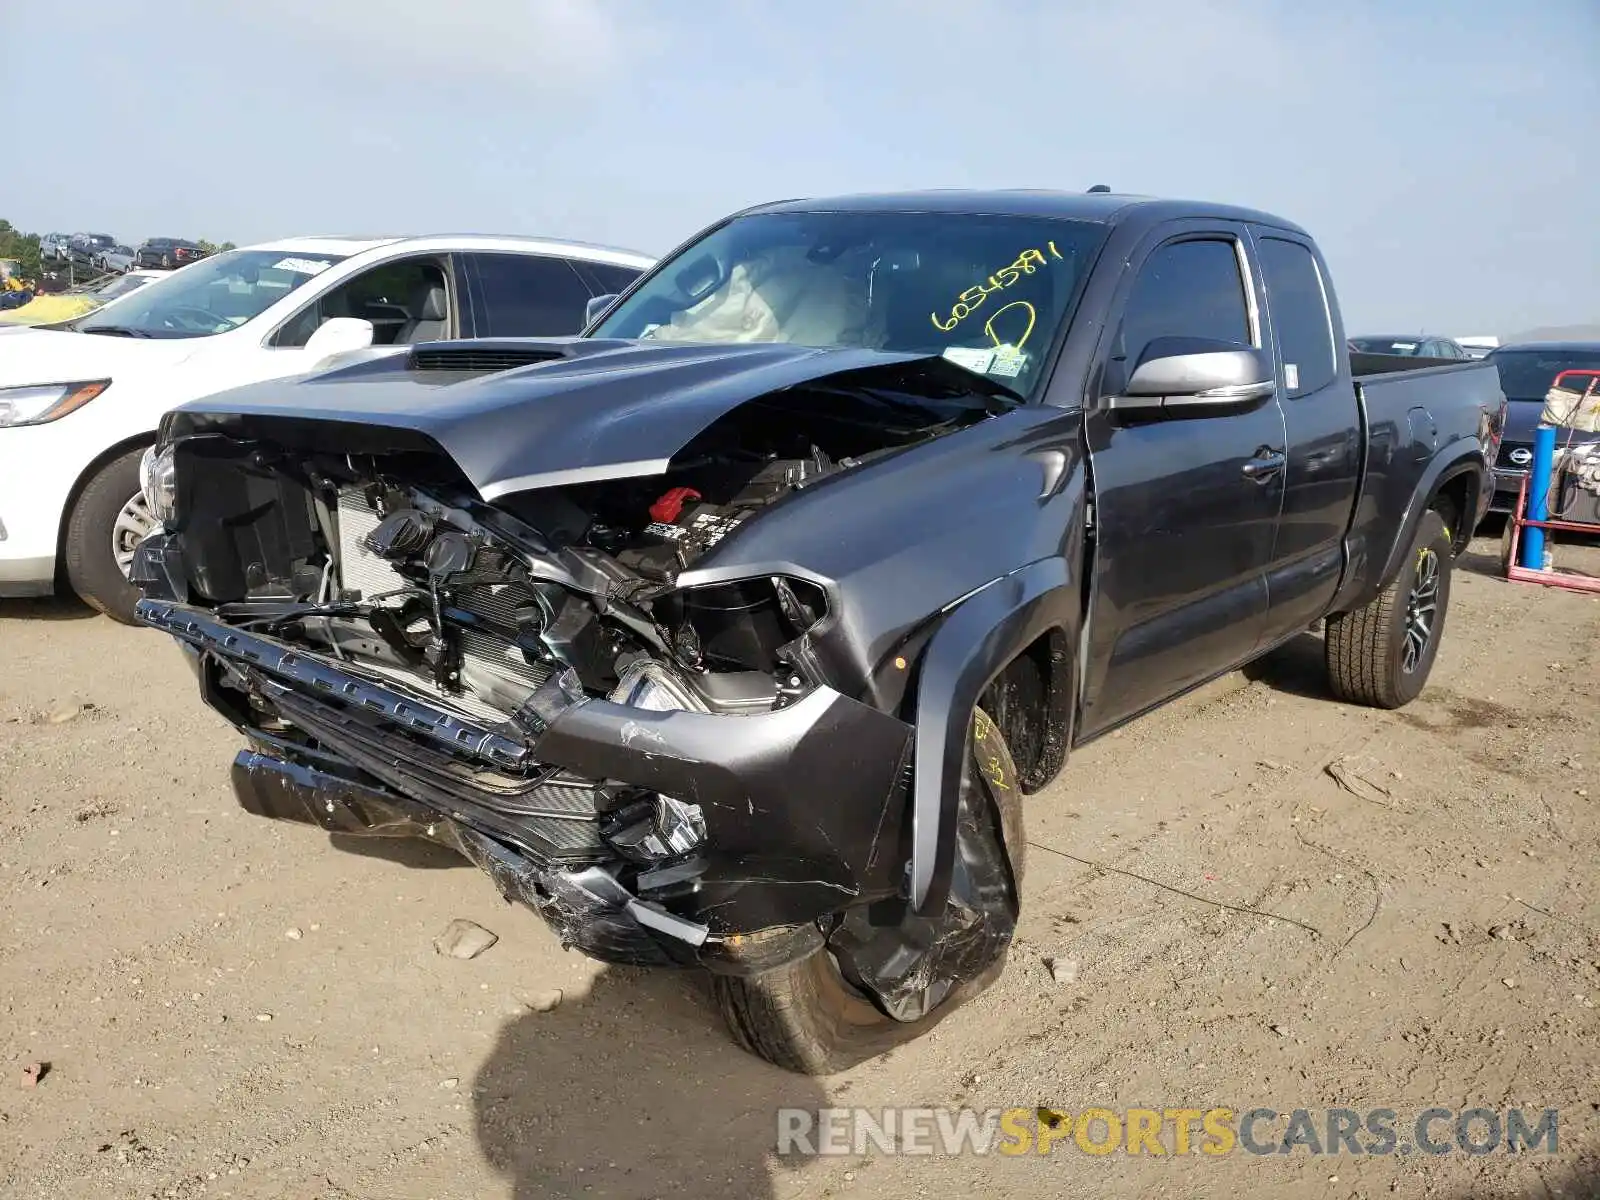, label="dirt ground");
[2,530,1597,1200]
